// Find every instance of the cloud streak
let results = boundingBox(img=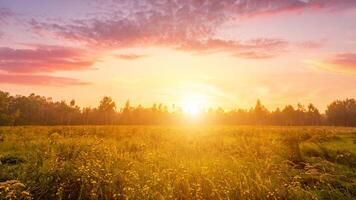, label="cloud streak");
[235,0,356,18]
[0,44,95,86]
[0,73,90,86]
[0,45,96,73]
[115,54,148,60]
[309,52,356,74]
[177,38,288,59]
[297,40,325,49]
